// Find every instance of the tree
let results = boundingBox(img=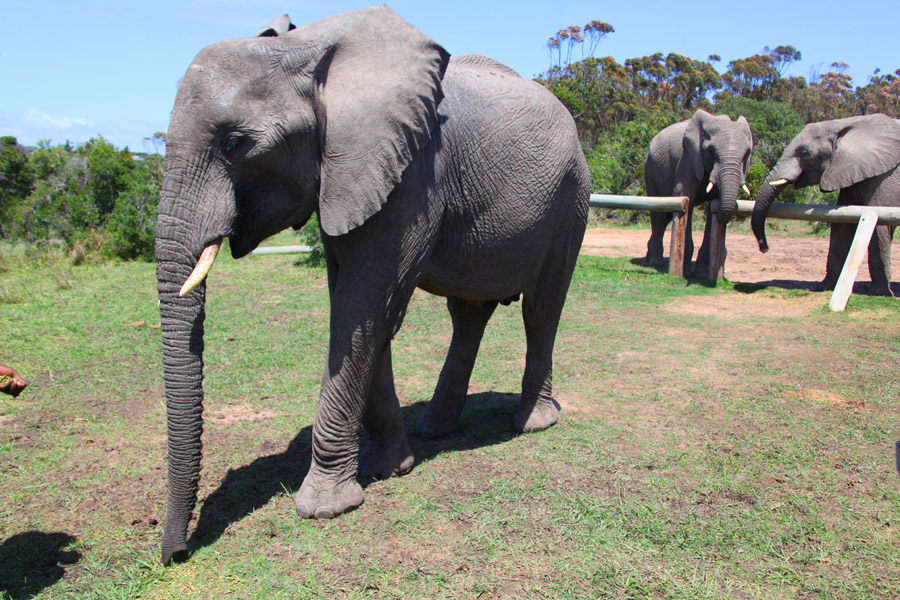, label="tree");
[715,96,803,168]
[792,62,857,122]
[0,137,34,237]
[857,68,900,117]
[765,45,802,77]
[585,108,681,197]
[547,20,614,70]
[85,137,133,216]
[722,53,778,100]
